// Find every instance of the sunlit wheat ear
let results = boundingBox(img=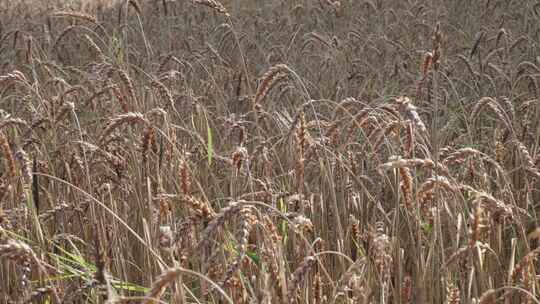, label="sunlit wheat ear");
[337,265,369,303]
[511,247,540,295]
[394,96,427,136]
[461,186,513,221]
[0,134,16,178]
[495,139,505,164]
[261,214,282,244]
[112,84,129,113]
[312,272,323,304]
[445,276,460,304]
[143,267,182,304]
[288,256,316,301]
[93,225,115,302]
[179,195,216,222]
[192,0,230,16]
[231,146,248,172]
[127,0,142,15]
[468,201,485,246]
[51,11,98,24]
[200,202,243,247]
[14,149,31,185]
[141,126,156,163]
[344,108,371,142]
[85,83,116,108]
[442,245,472,272]
[38,202,72,222]
[442,147,482,166]
[29,286,57,302]
[52,25,78,53]
[325,121,340,146]
[55,101,75,123]
[179,159,191,195]
[100,112,147,144]
[220,207,257,287]
[0,239,61,302]
[513,139,540,179]
[477,289,497,304]
[421,51,433,77]
[0,117,27,131]
[398,167,413,209]
[432,22,442,62]
[403,121,414,157]
[0,70,27,84]
[379,156,449,176]
[416,51,433,97]
[0,182,9,203]
[371,223,392,280]
[252,64,289,109]
[0,239,33,262]
[470,97,511,130]
[84,35,105,61]
[295,112,306,194]
[401,275,412,304]
[349,214,360,242]
[417,175,455,202]
[370,119,399,153]
[151,80,174,109]
[117,69,137,105]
